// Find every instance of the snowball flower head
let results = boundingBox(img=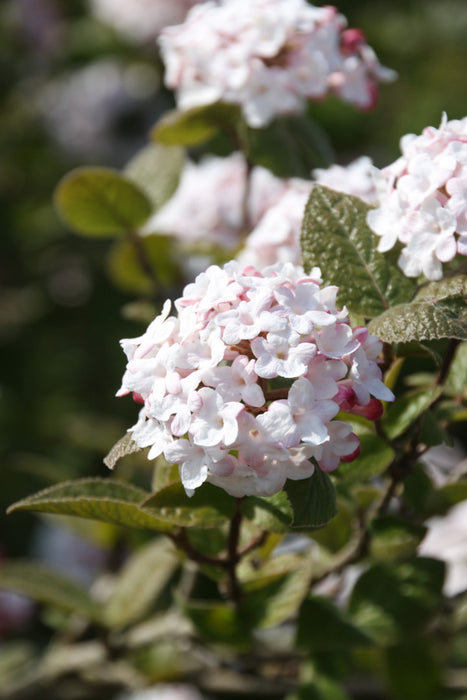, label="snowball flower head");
[159,0,396,128]
[117,261,393,497]
[367,114,467,280]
